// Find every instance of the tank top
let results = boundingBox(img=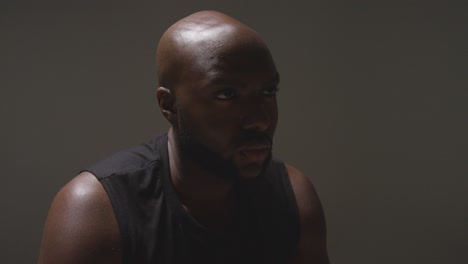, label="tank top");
[85,133,299,264]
